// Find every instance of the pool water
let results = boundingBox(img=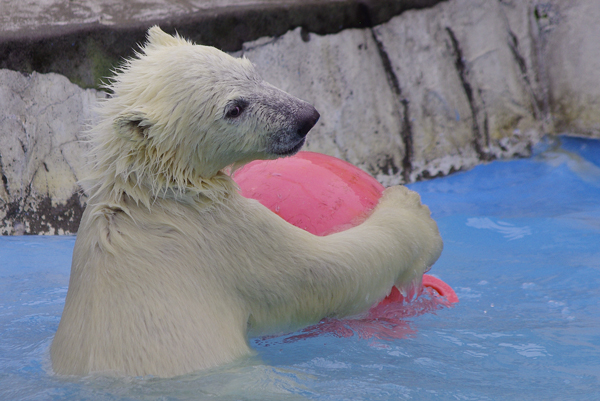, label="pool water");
[1,136,599,400]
